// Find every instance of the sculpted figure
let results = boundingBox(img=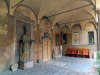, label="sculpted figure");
[20,27,31,62]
